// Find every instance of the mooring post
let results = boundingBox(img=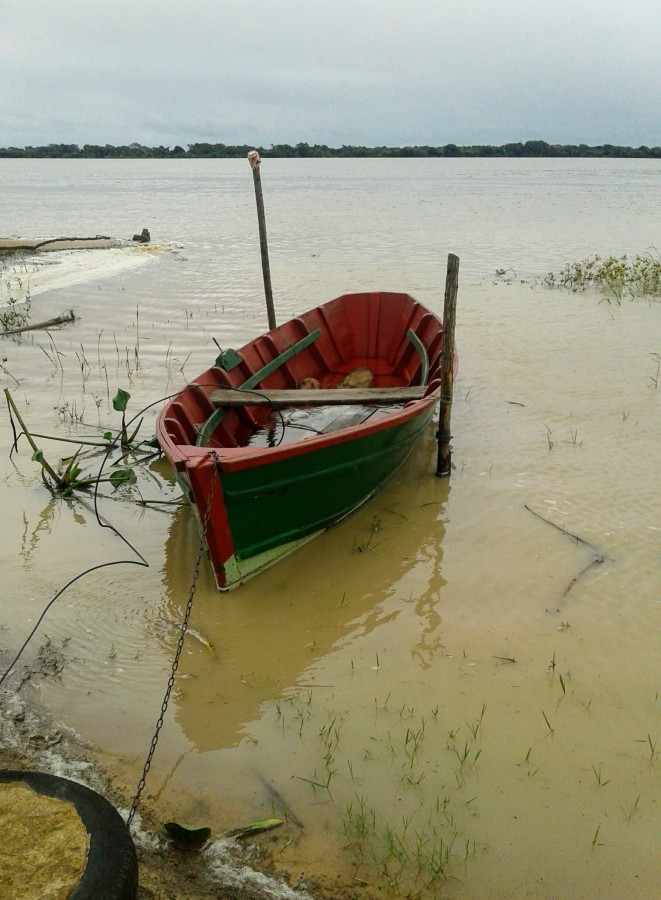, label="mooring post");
[436,253,459,477]
[248,150,277,331]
